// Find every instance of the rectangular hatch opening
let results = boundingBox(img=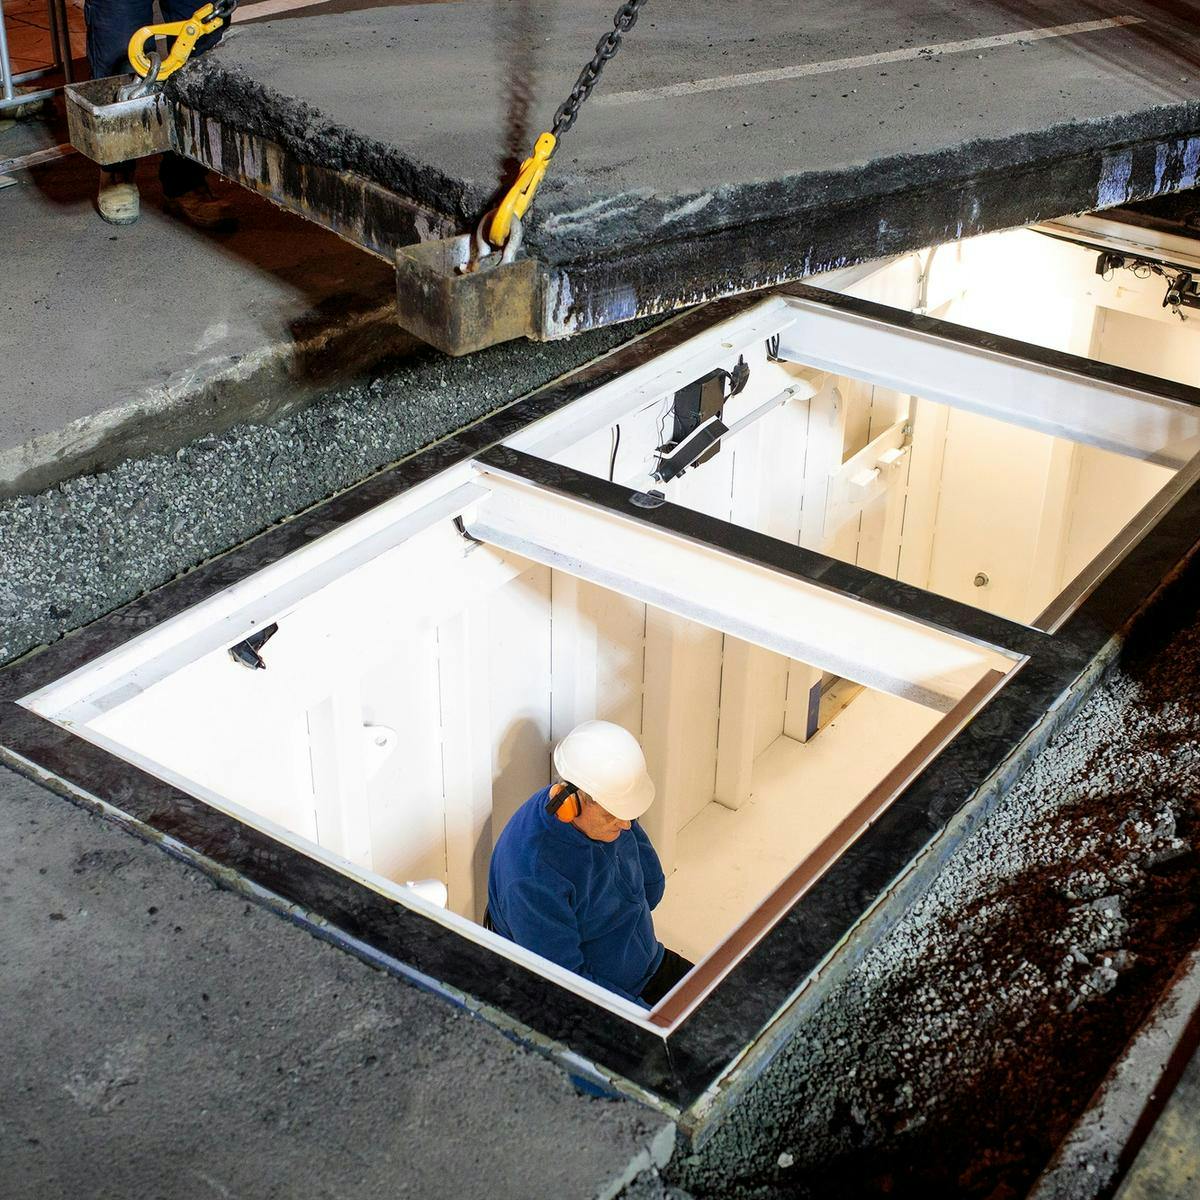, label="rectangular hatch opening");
[8,221,1200,1108]
[23,486,1015,1026]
